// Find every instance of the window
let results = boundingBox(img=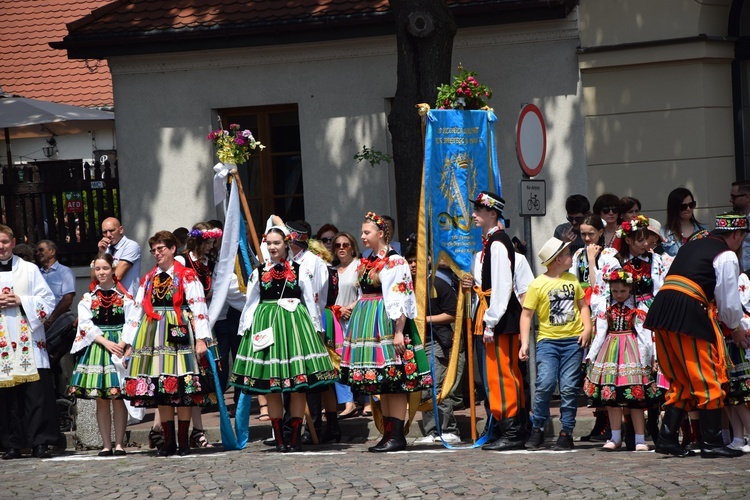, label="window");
[219,105,303,238]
